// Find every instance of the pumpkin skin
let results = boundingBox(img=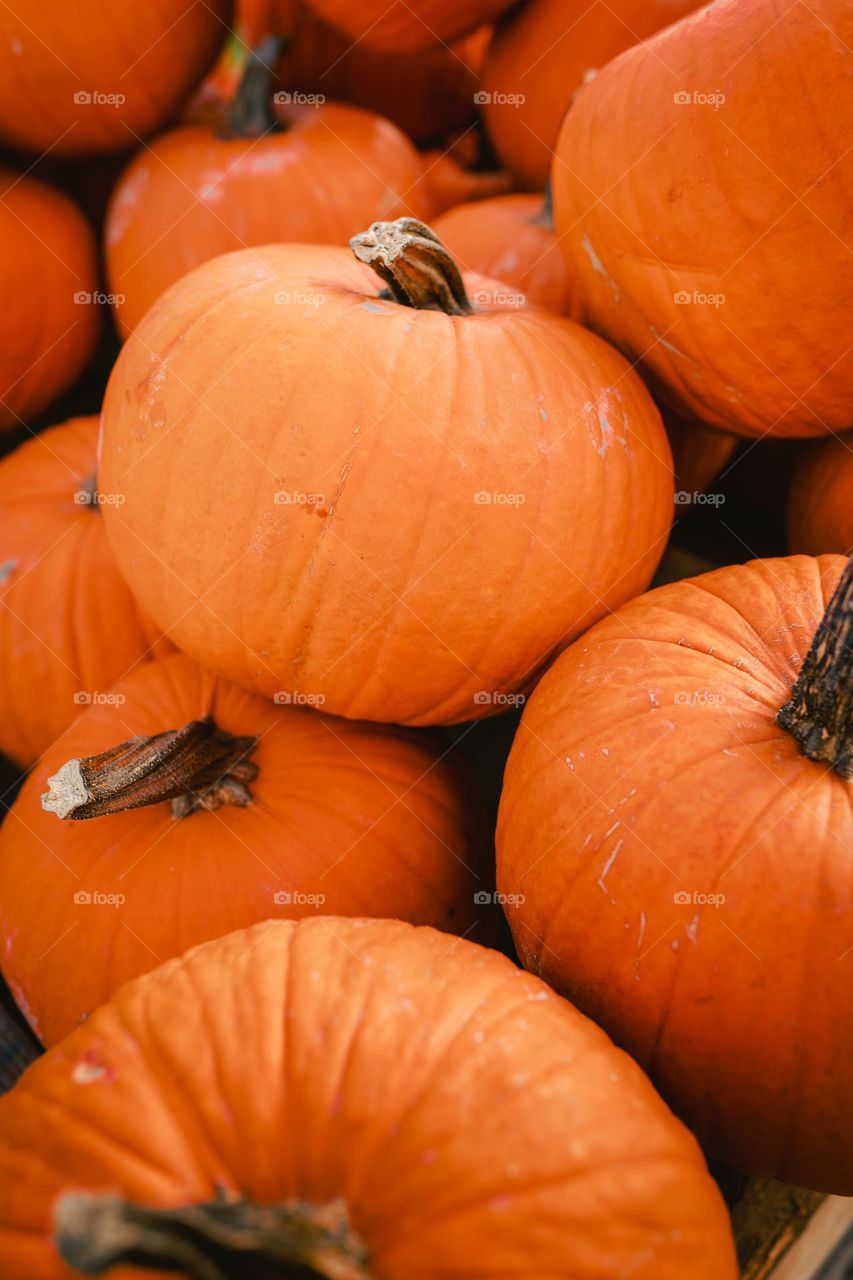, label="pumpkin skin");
[276,2,488,145]
[417,149,513,215]
[666,415,738,508]
[0,652,490,1047]
[301,0,512,52]
[99,239,673,726]
[433,193,574,312]
[0,416,170,768]
[0,0,229,156]
[105,102,429,336]
[0,918,738,1279]
[482,0,704,191]
[497,553,853,1191]
[553,0,853,438]
[0,169,99,430]
[788,434,853,555]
